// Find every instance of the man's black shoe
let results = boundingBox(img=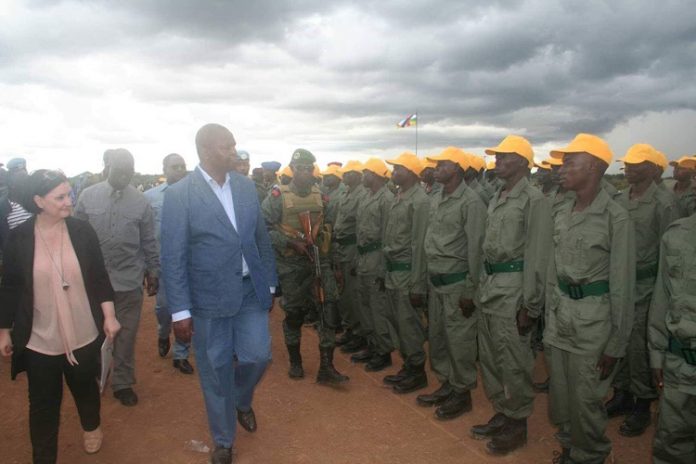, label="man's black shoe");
[340,337,366,354]
[618,398,652,437]
[350,349,372,363]
[365,353,392,372]
[486,417,527,455]
[471,412,507,440]
[335,330,353,346]
[211,445,232,464]
[173,359,194,374]
[435,390,472,420]
[392,366,427,394]
[287,344,304,379]
[158,337,170,358]
[113,388,138,407]
[416,382,452,407]
[533,377,549,393]
[605,389,634,418]
[237,407,257,433]
[383,367,407,385]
